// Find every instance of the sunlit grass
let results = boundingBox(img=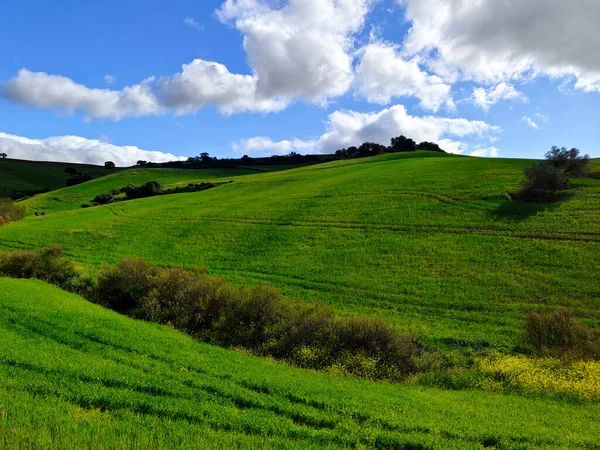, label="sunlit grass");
[1,278,599,449]
[1,153,599,352]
